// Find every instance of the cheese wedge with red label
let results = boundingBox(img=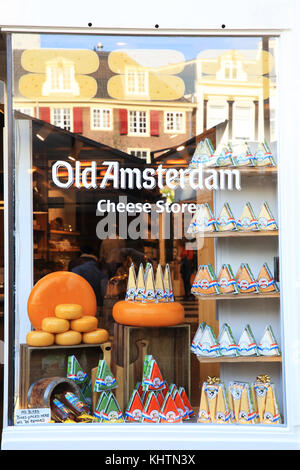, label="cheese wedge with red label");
[215,384,232,424]
[228,382,256,424]
[141,392,161,423]
[237,324,258,356]
[237,202,259,231]
[196,324,222,357]
[254,141,276,167]
[125,389,143,422]
[231,142,255,167]
[257,202,277,230]
[256,263,279,293]
[191,264,220,296]
[258,324,280,356]
[236,263,259,293]
[198,384,211,423]
[218,323,239,356]
[187,203,217,234]
[217,264,239,294]
[160,392,182,423]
